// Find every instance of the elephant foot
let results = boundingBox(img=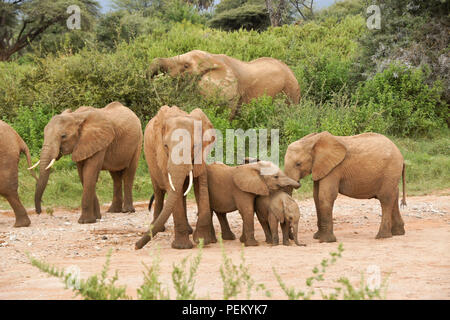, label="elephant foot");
[239,234,245,243]
[78,216,97,224]
[193,228,213,245]
[107,205,122,213]
[244,238,258,247]
[271,240,279,246]
[288,229,294,240]
[282,240,290,246]
[375,230,393,239]
[14,216,31,228]
[295,241,307,247]
[222,231,236,241]
[122,204,136,213]
[319,233,337,243]
[171,238,194,249]
[313,230,320,239]
[391,225,405,236]
[188,224,193,235]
